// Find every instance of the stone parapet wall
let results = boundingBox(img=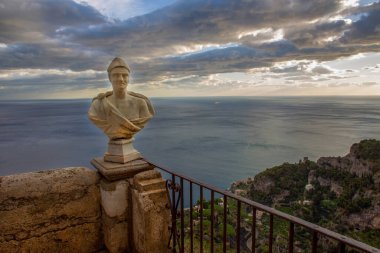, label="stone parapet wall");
[0,167,103,253]
[0,166,170,253]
